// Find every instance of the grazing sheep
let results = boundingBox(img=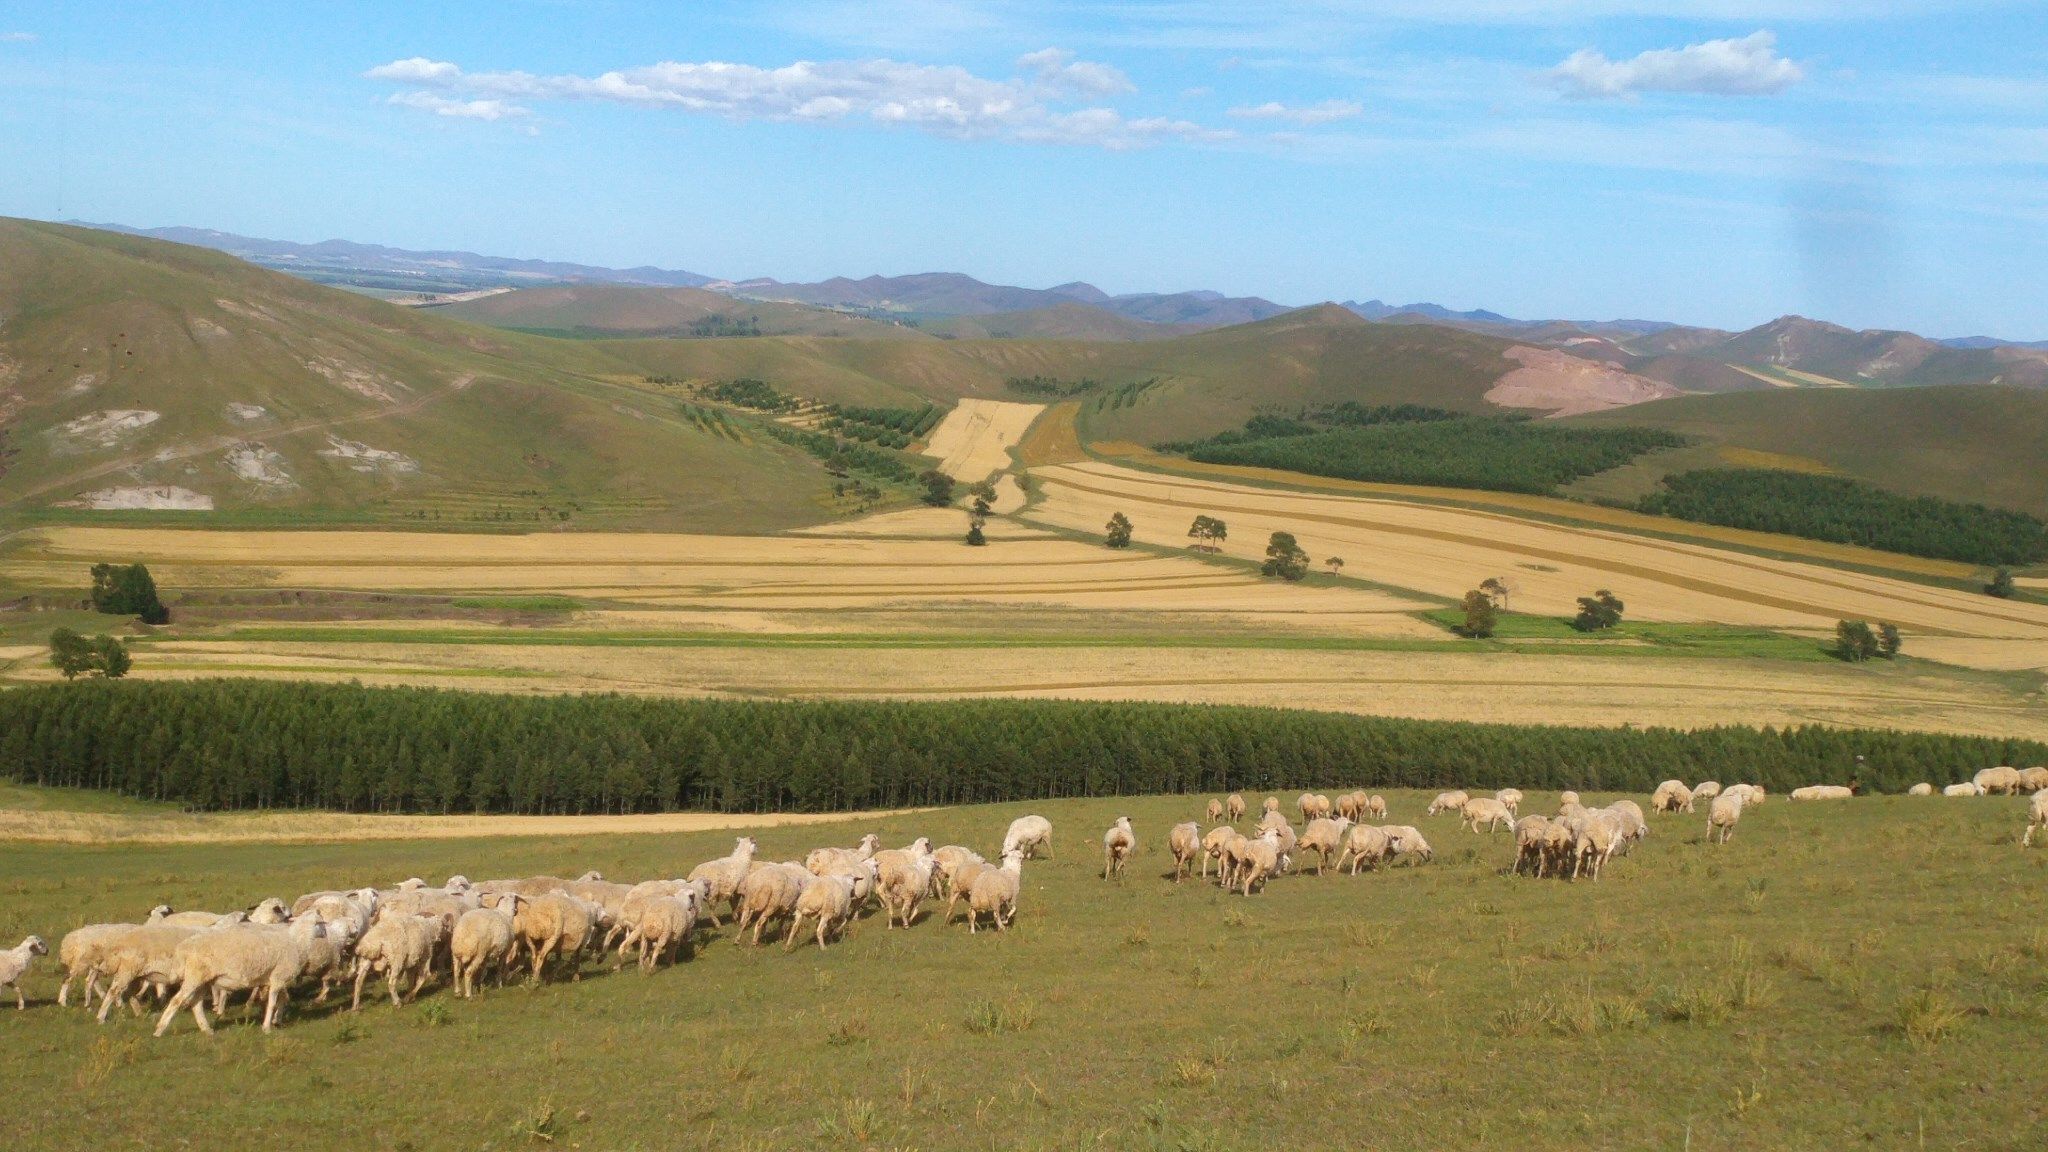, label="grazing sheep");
[351,912,442,1009]
[1426,791,1470,816]
[1335,792,1361,822]
[1003,815,1054,861]
[1691,781,1722,801]
[1365,794,1387,820]
[1257,809,1291,835]
[1790,785,1854,801]
[1513,816,1551,876]
[1168,822,1202,883]
[1944,782,1984,797]
[0,936,49,1010]
[95,925,203,1022]
[1102,817,1137,880]
[930,846,985,900]
[1558,790,1580,809]
[1708,794,1744,844]
[1651,780,1693,813]
[153,919,327,1035]
[1494,788,1524,815]
[1336,824,1391,874]
[1225,793,1247,822]
[1461,798,1512,834]
[1382,826,1433,865]
[1908,783,1934,796]
[965,852,1025,933]
[1215,830,1252,890]
[1200,825,1236,881]
[944,855,997,924]
[452,897,520,997]
[1975,766,2024,796]
[511,892,595,980]
[59,914,170,1010]
[804,833,882,876]
[1268,822,1299,874]
[1296,793,1319,823]
[1234,831,1284,895]
[1722,784,1766,809]
[1206,798,1225,823]
[1573,812,1626,880]
[1605,801,1649,846]
[686,837,759,927]
[1261,796,1281,816]
[1297,817,1352,875]
[734,864,811,947]
[2018,766,2048,794]
[2025,792,2048,848]
[786,875,858,952]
